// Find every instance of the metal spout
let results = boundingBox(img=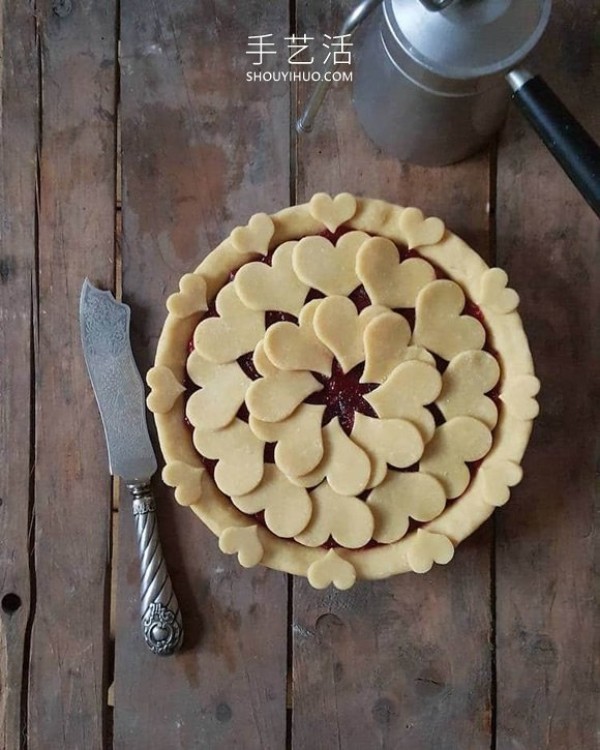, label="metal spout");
[296,0,384,134]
